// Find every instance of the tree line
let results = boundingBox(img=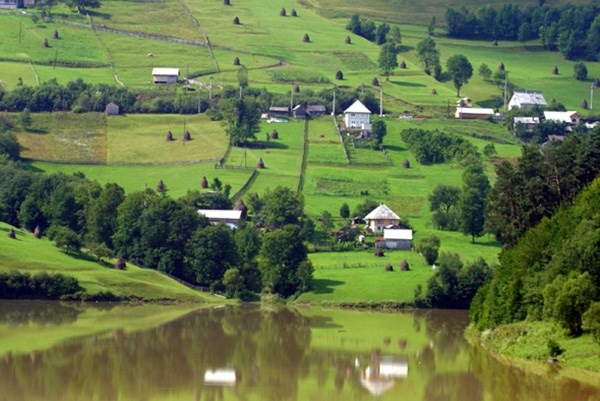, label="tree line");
[445,3,600,60]
[0,148,314,299]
